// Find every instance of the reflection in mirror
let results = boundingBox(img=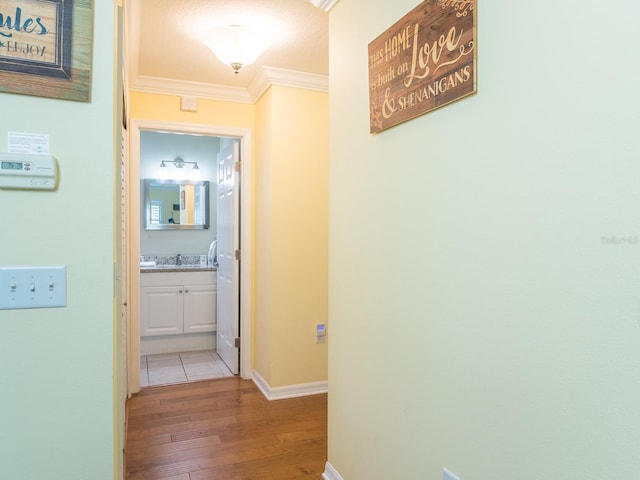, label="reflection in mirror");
[144,179,210,230]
